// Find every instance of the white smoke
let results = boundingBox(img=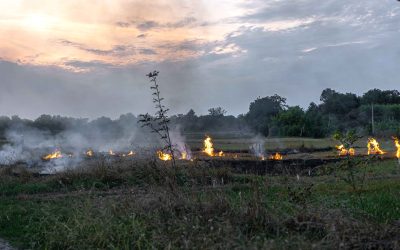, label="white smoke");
[170,125,192,160]
[0,117,191,170]
[250,135,266,159]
